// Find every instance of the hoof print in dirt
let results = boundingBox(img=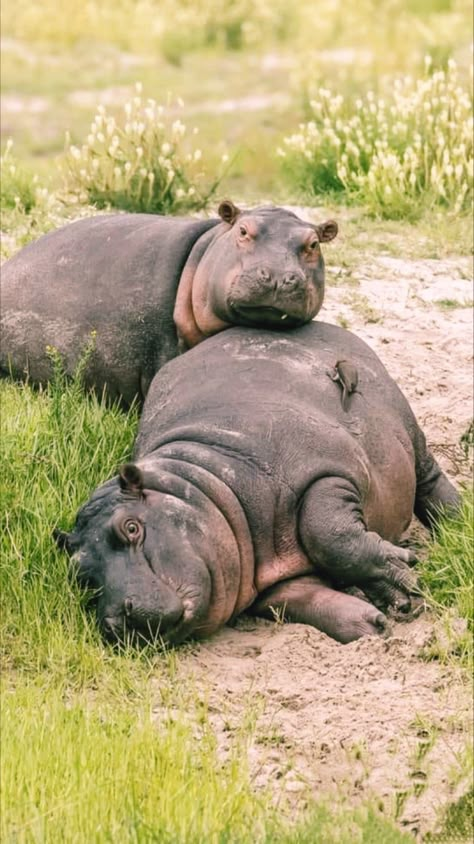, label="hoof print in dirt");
[56,322,460,646]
